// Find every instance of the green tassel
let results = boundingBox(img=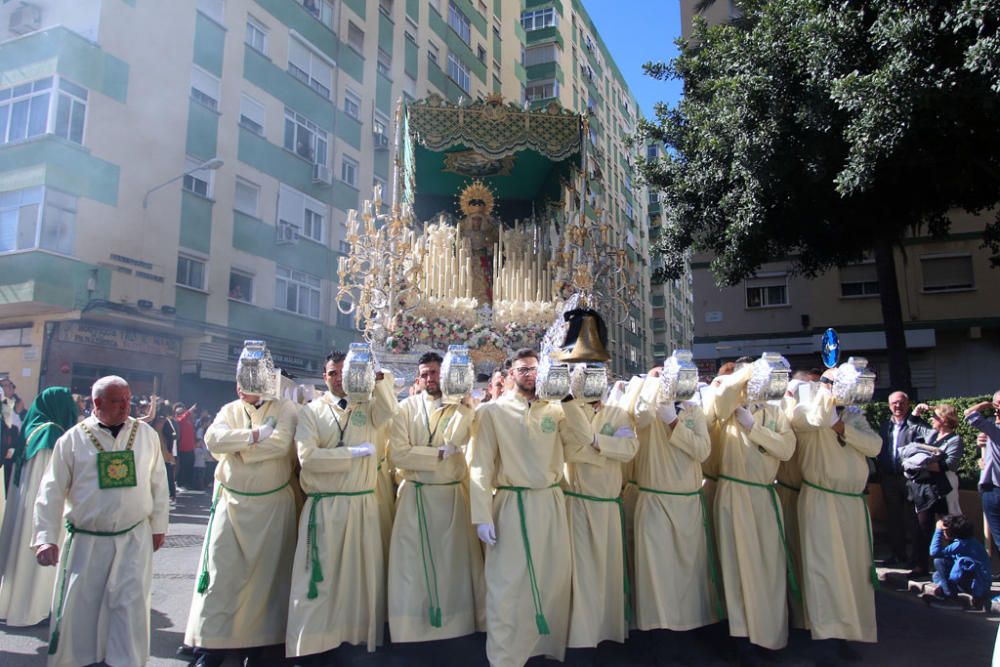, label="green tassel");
[197,570,210,594]
[308,580,318,600]
[48,630,59,655]
[870,565,880,591]
[535,613,550,636]
[429,606,442,628]
[307,561,323,600]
